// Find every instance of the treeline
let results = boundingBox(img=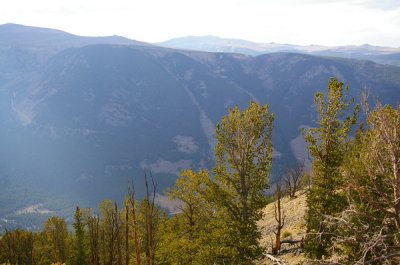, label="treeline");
[0,193,164,265]
[1,78,399,264]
